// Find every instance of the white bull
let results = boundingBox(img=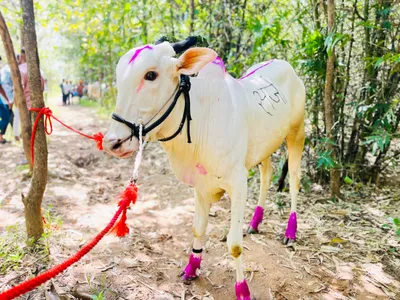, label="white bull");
[103,41,305,300]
